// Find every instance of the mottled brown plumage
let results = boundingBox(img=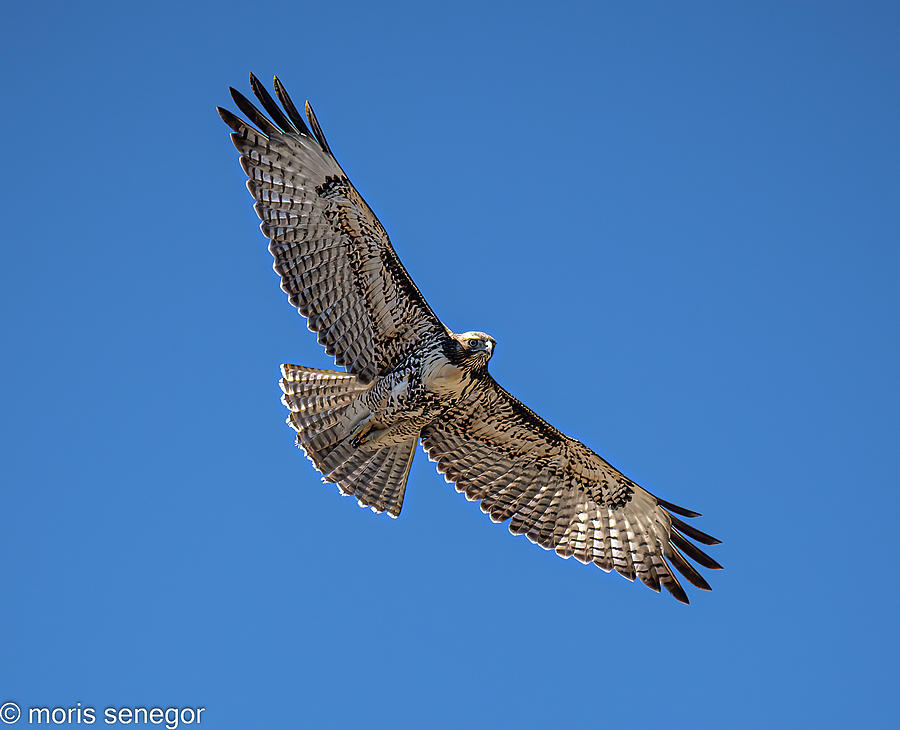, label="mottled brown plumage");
[218,74,721,603]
